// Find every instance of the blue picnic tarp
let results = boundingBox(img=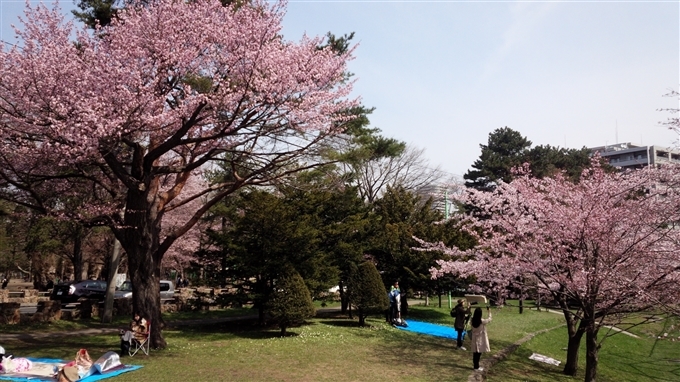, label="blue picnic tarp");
[395,320,465,340]
[0,358,142,382]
